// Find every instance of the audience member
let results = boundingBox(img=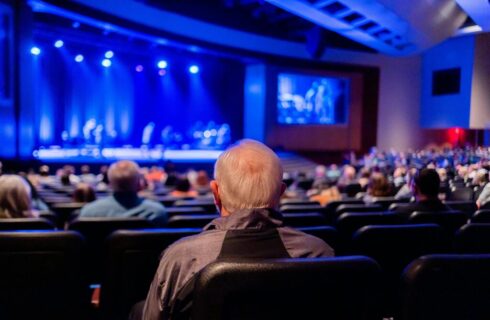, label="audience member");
[79,165,97,185]
[73,183,97,203]
[364,172,392,202]
[169,177,198,198]
[394,168,450,220]
[309,181,342,206]
[0,175,37,218]
[140,140,334,319]
[79,160,167,225]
